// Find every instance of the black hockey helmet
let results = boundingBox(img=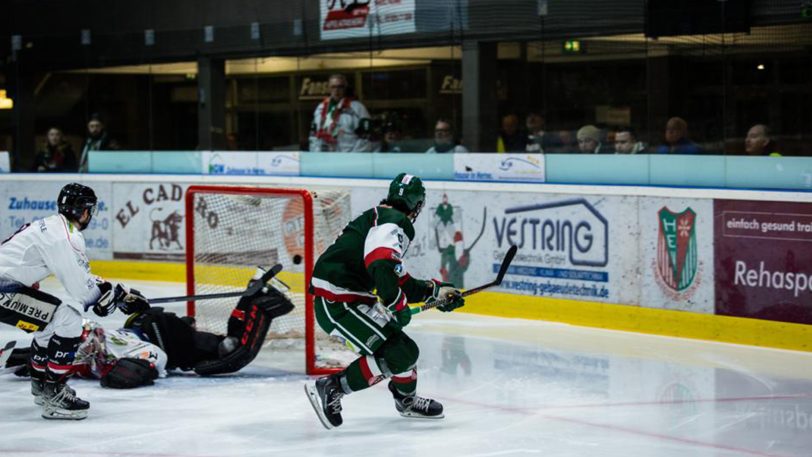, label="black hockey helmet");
[386,173,426,221]
[58,183,98,230]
